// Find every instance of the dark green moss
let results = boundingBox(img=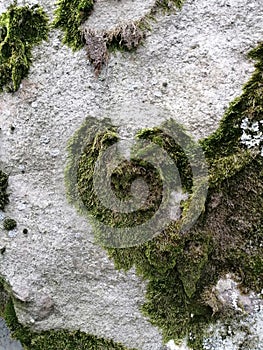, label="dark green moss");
[64,43,263,349]
[3,217,17,230]
[0,280,136,350]
[136,127,194,192]
[77,129,163,228]
[65,115,208,247]
[0,170,9,210]
[0,2,49,92]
